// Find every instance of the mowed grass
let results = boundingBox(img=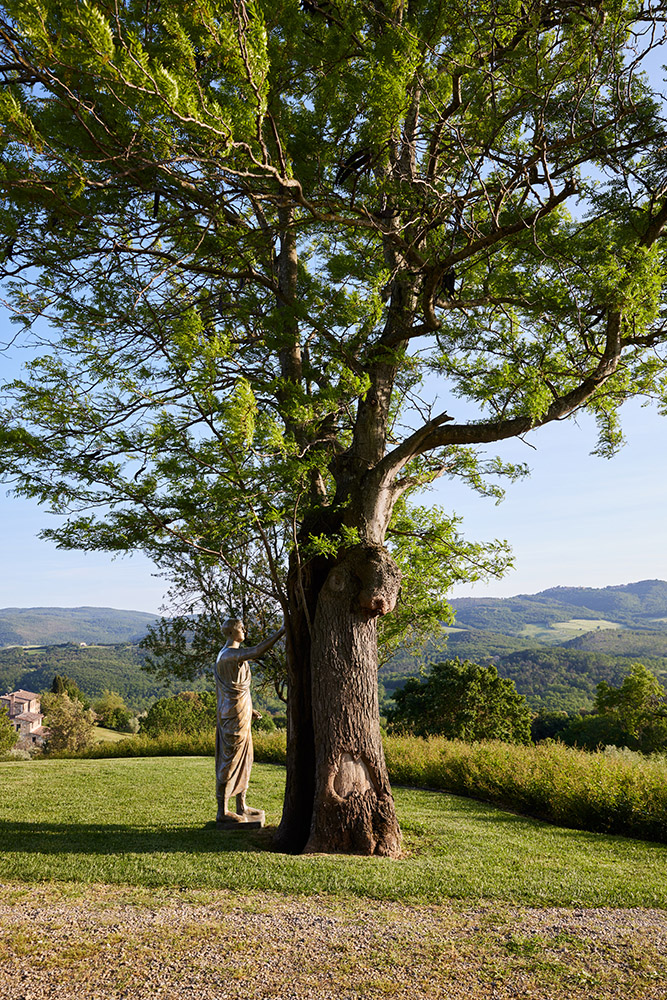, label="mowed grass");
[1,756,665,908]
[91,726,132,744]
